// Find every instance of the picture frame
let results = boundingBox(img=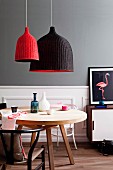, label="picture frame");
[88,67,113,105]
